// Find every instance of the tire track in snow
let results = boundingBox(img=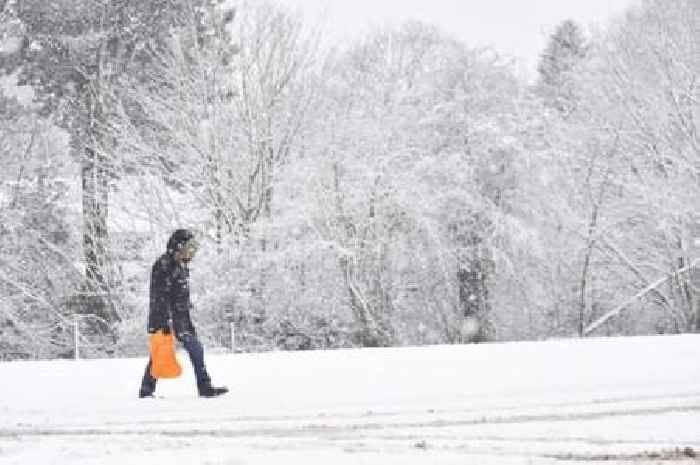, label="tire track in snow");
[6,389,699,429]
[1,402,699,439]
